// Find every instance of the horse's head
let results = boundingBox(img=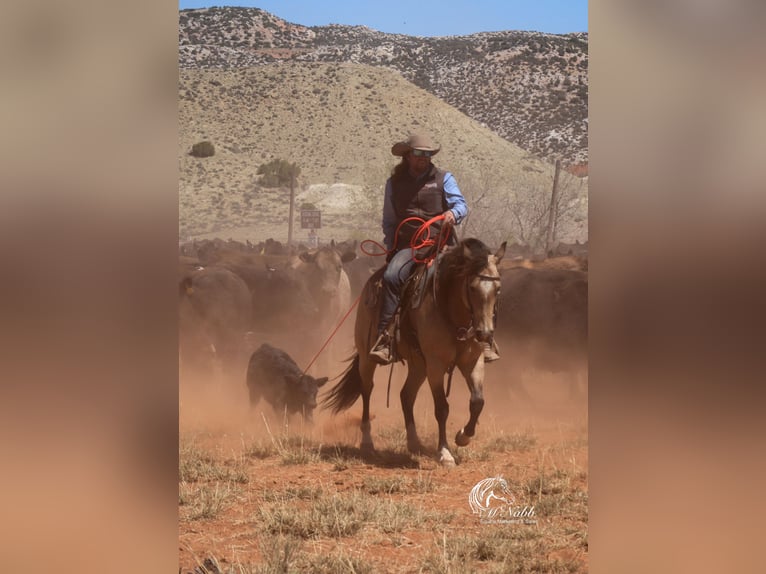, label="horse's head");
[462,240,506,343]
